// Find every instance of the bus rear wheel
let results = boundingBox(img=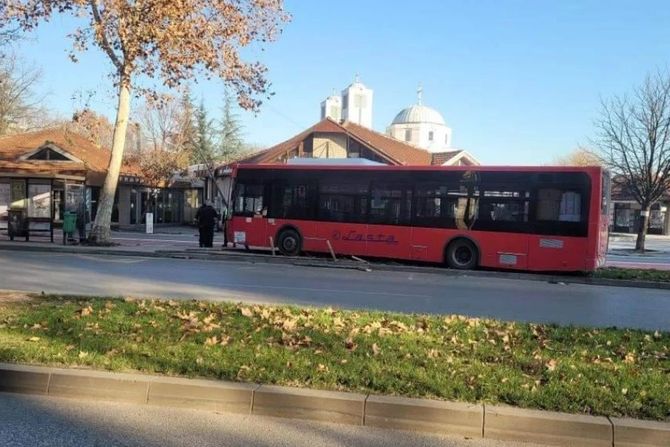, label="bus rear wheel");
[446,239,478,270]
[277,229,302,257]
